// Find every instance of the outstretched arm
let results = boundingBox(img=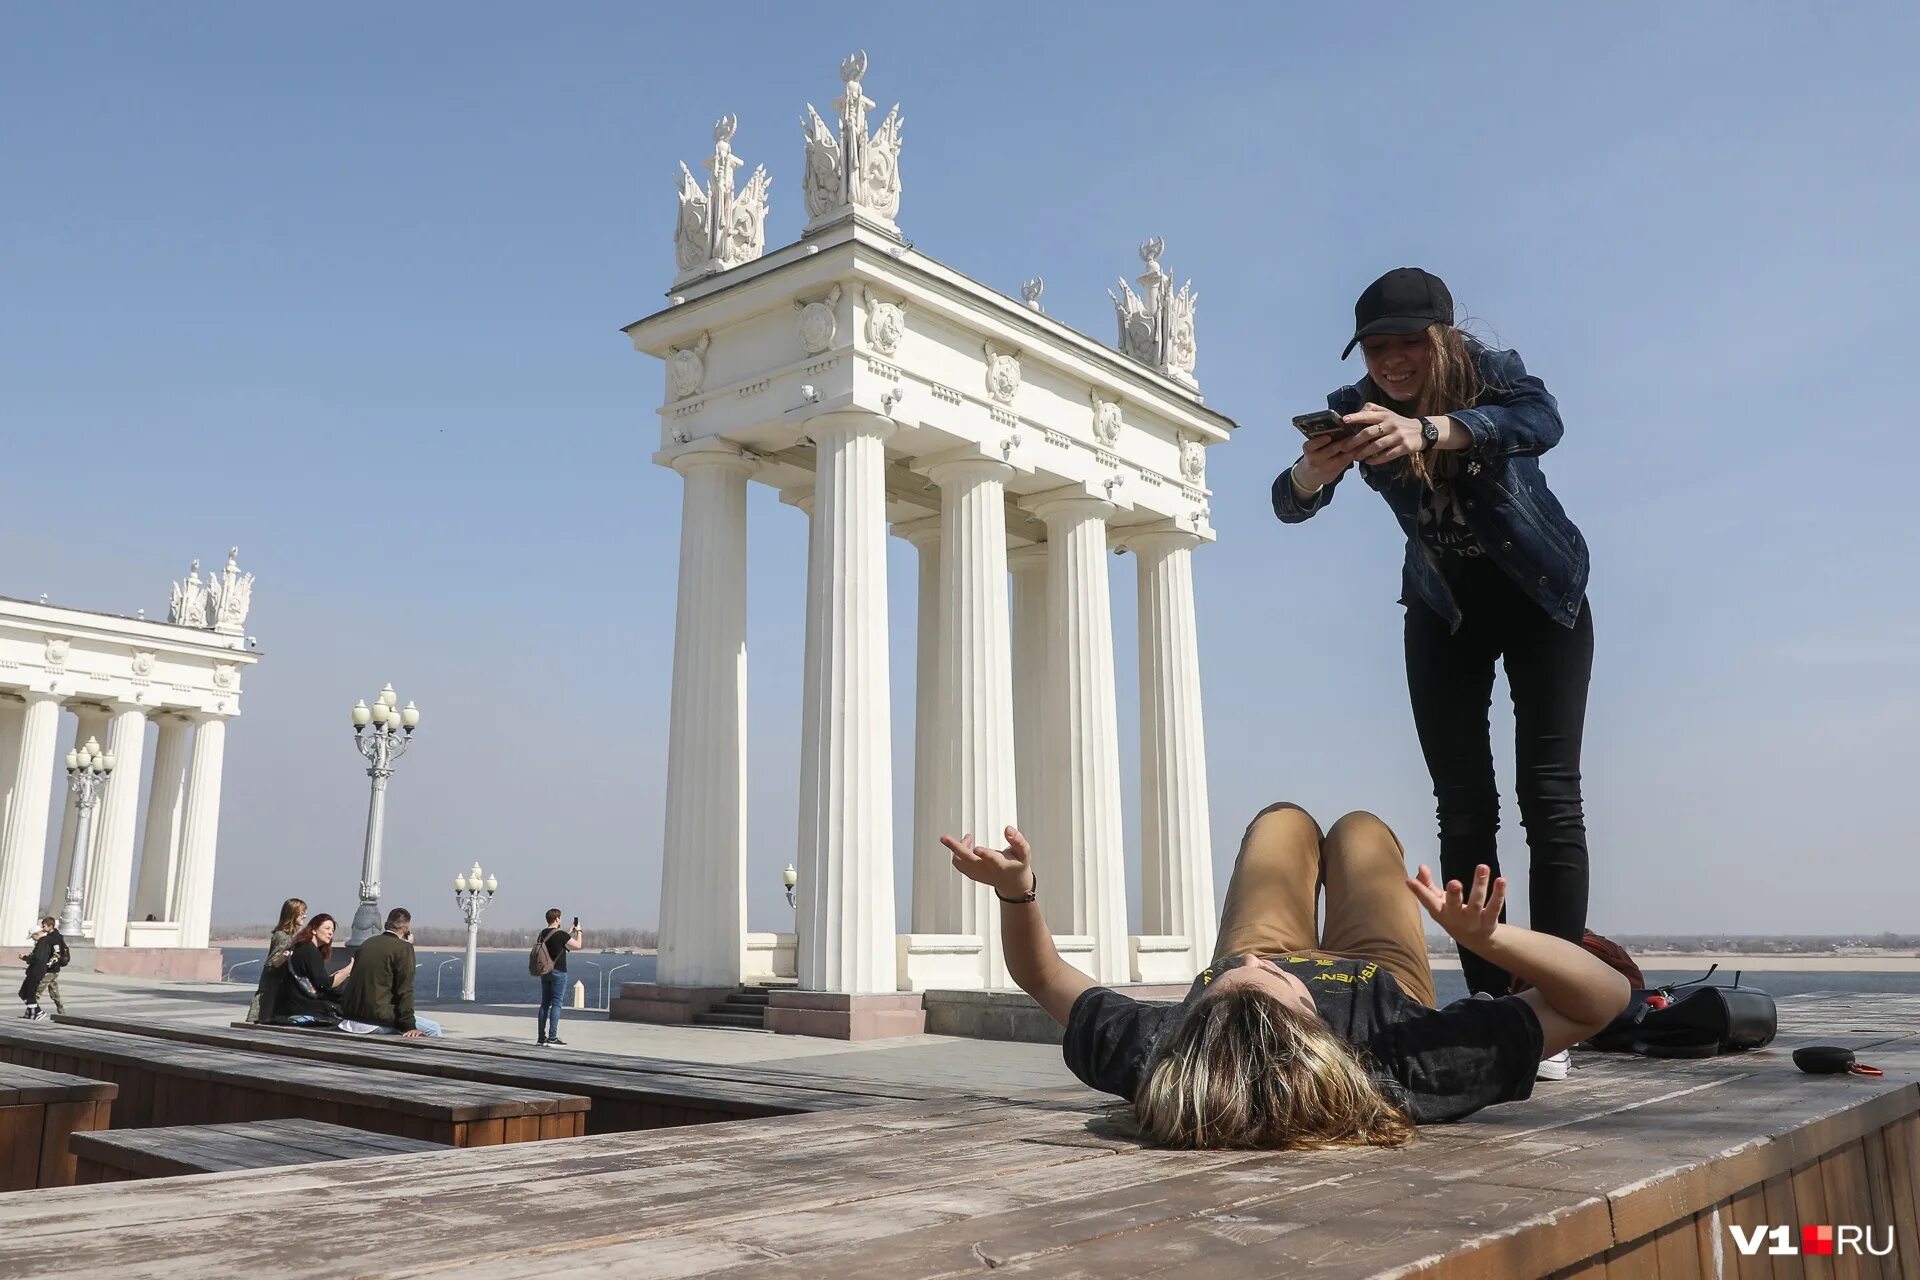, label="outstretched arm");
[1407,864,1629,1056]
[943,829,1095,1028]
